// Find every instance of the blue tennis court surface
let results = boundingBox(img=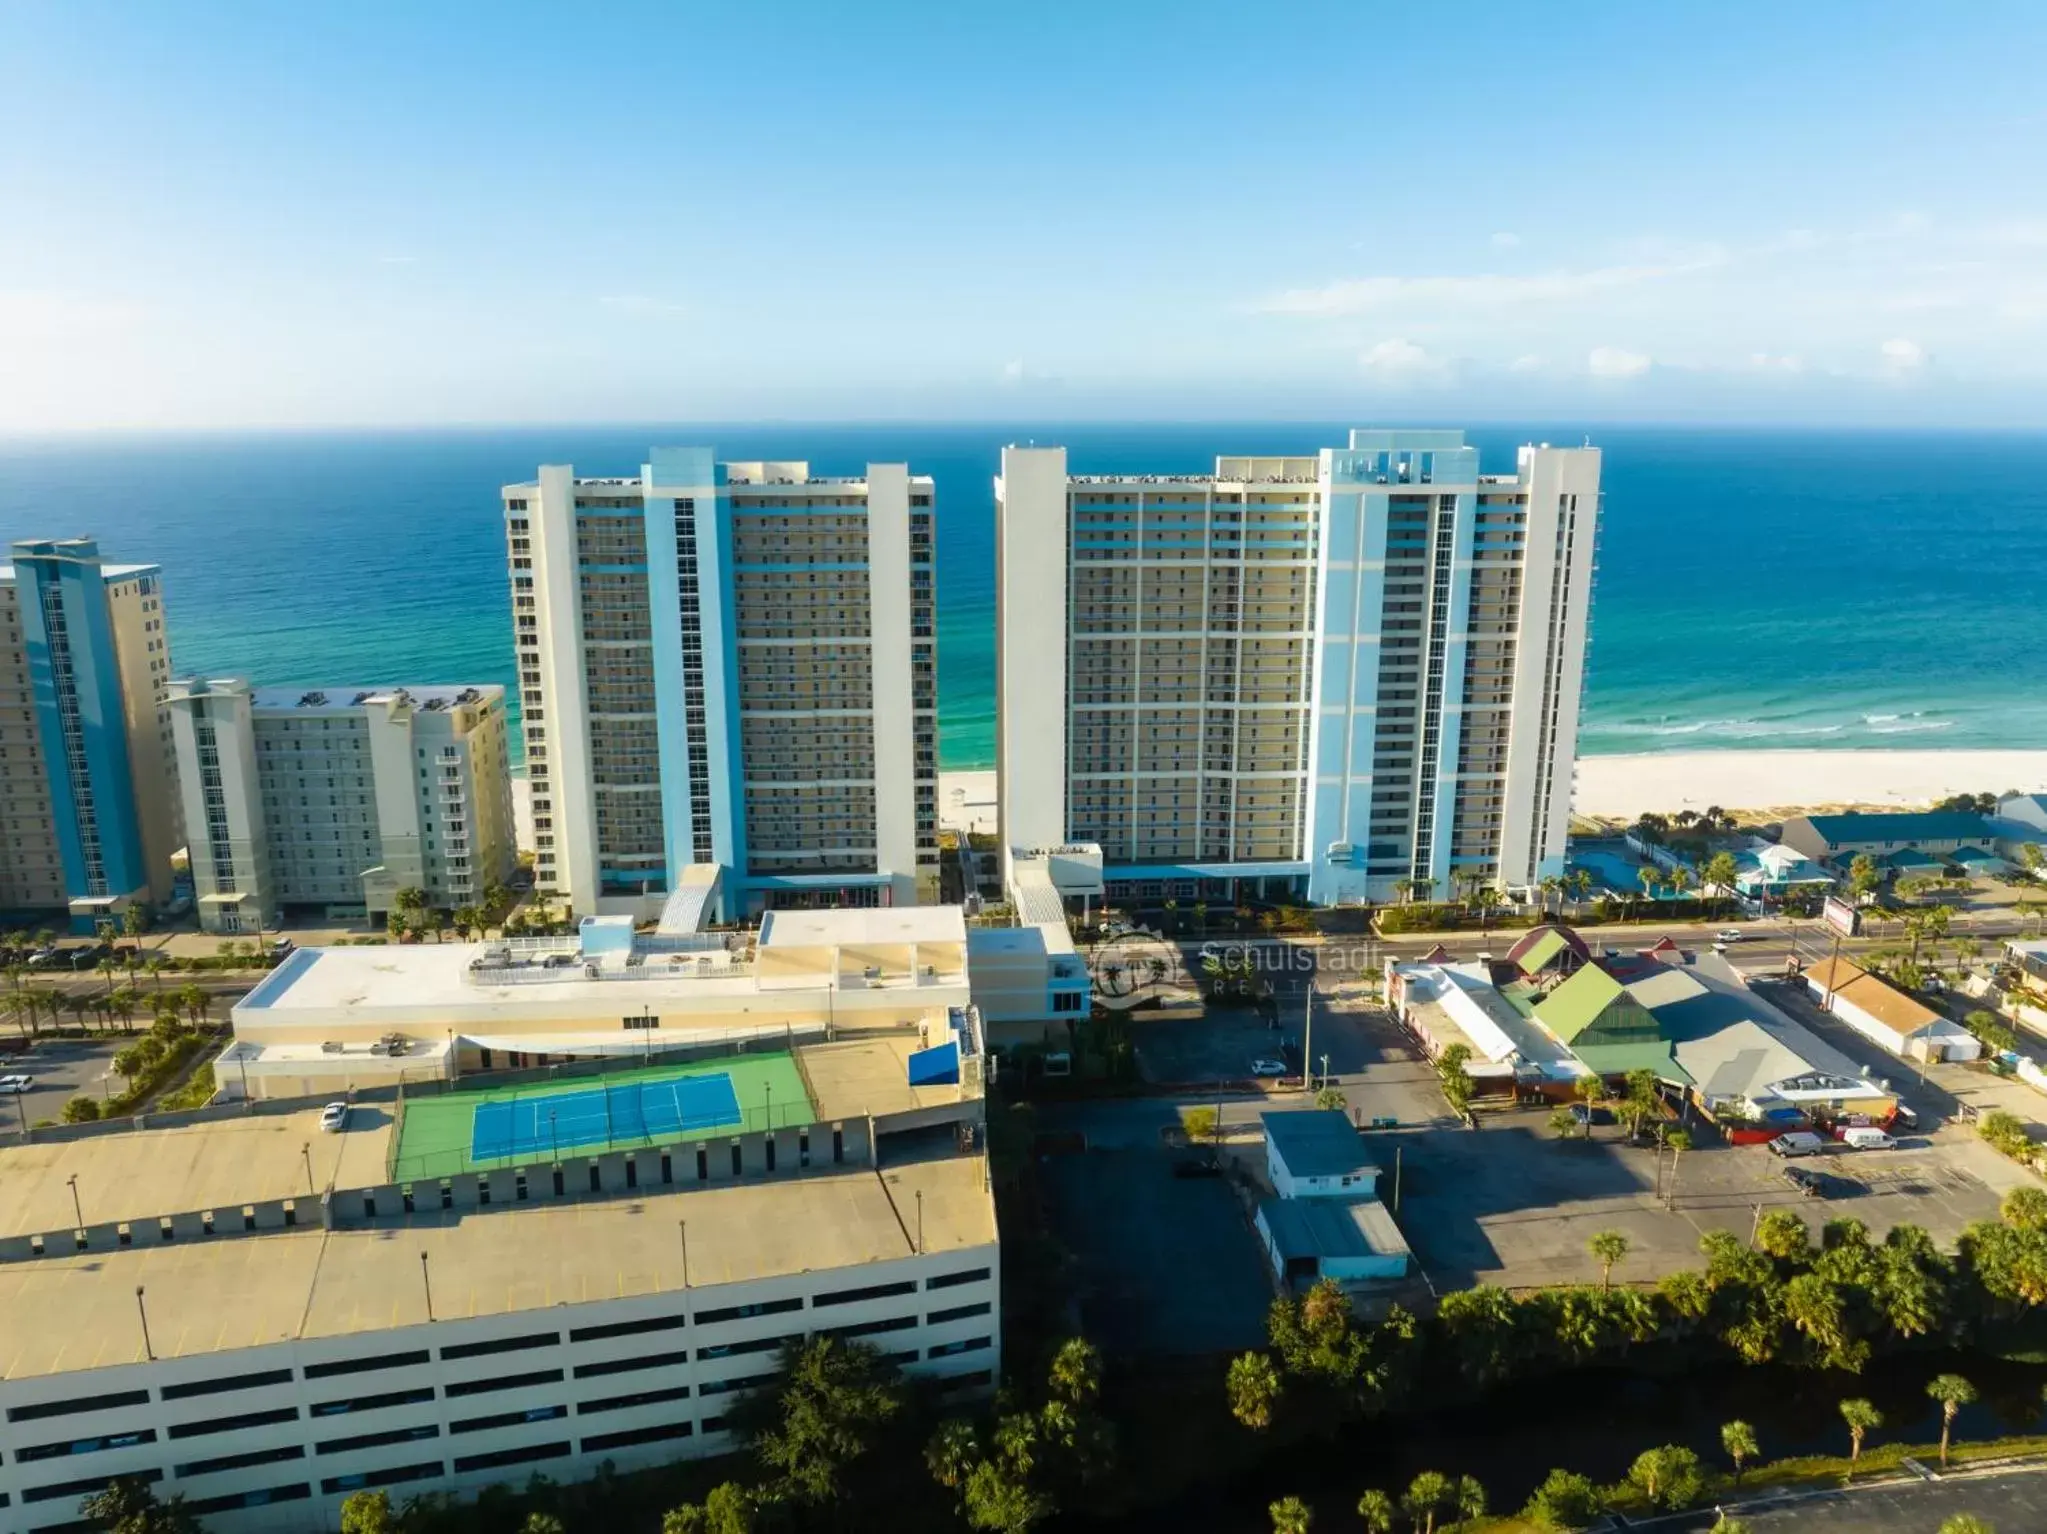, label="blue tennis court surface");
[469,1072,744,1162]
